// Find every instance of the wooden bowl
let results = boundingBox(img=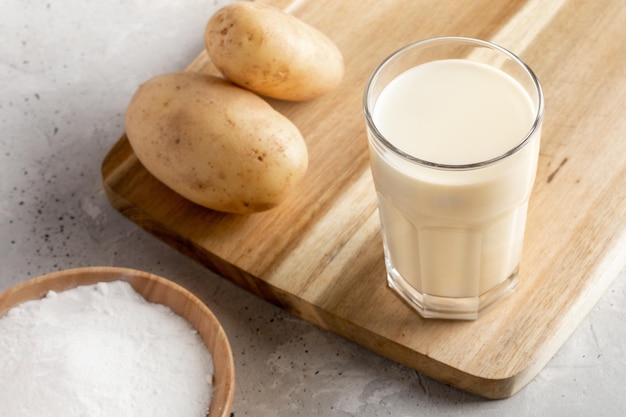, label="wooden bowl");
[0,266,235,417]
